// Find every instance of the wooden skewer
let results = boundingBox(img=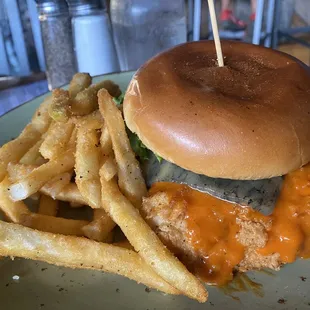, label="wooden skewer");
[207,0,224,67]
